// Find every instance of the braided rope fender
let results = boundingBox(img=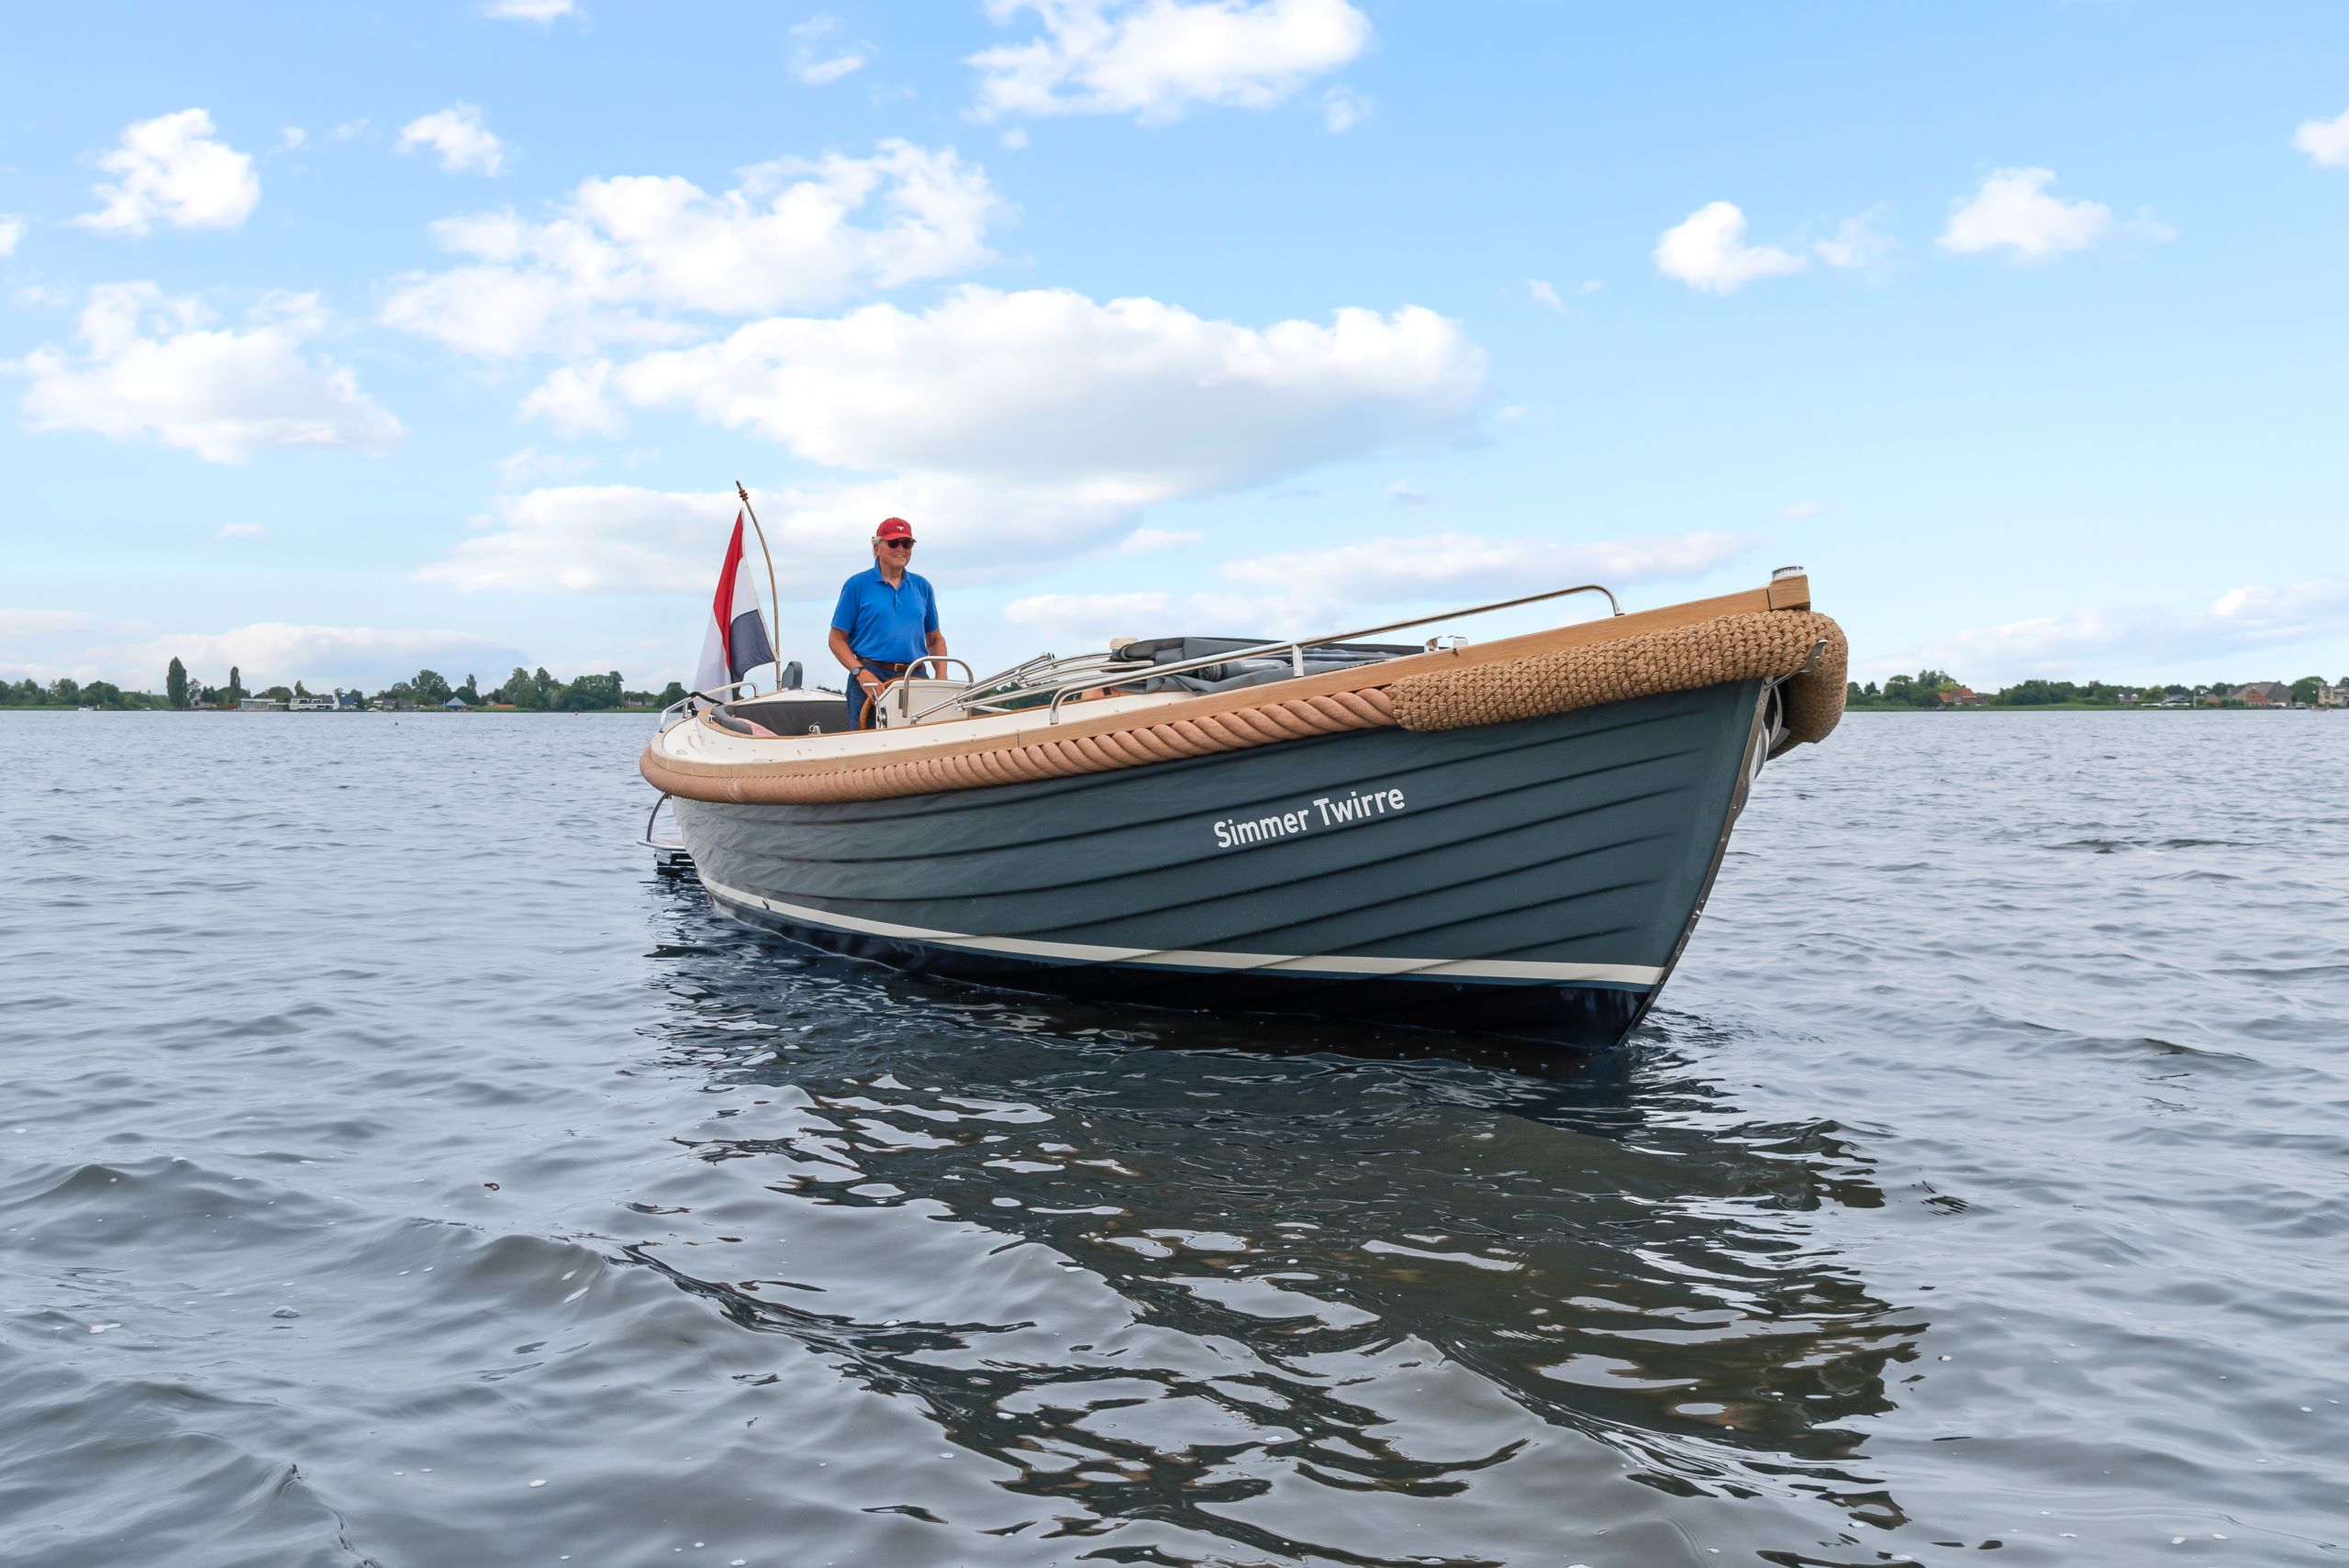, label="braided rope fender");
[1388,610,1846,746]
[640,610,1845,805]
[648,687,1400,805]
